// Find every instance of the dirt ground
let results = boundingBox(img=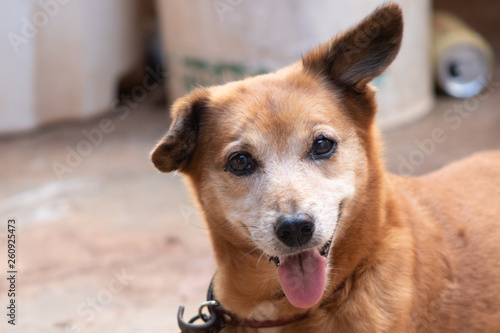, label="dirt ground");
[1,63,500,332]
